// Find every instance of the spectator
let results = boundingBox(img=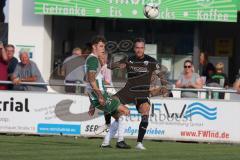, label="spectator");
[199,52,215,83]
[0,42,8,90]
[0,0,6,23]
[5,44,18,76]
[207,62,229,99]
[207,62,229,88]
[61,47,85,93]
[0,0,7,44]
[11,51,47,91]
[99,52,112,85]
[5,44,18,89]
[175,60,203,98]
